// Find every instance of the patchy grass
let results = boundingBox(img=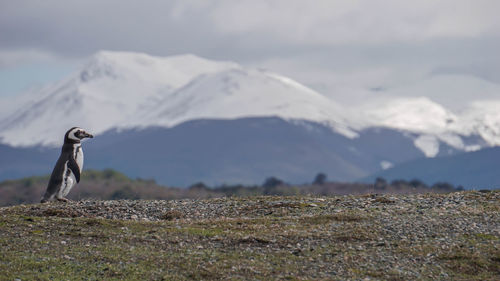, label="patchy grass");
[438,248,500,279]
[438,233,500,279]
[161,209,184,220]
[373,197,396,204]
[1,193,499,280]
